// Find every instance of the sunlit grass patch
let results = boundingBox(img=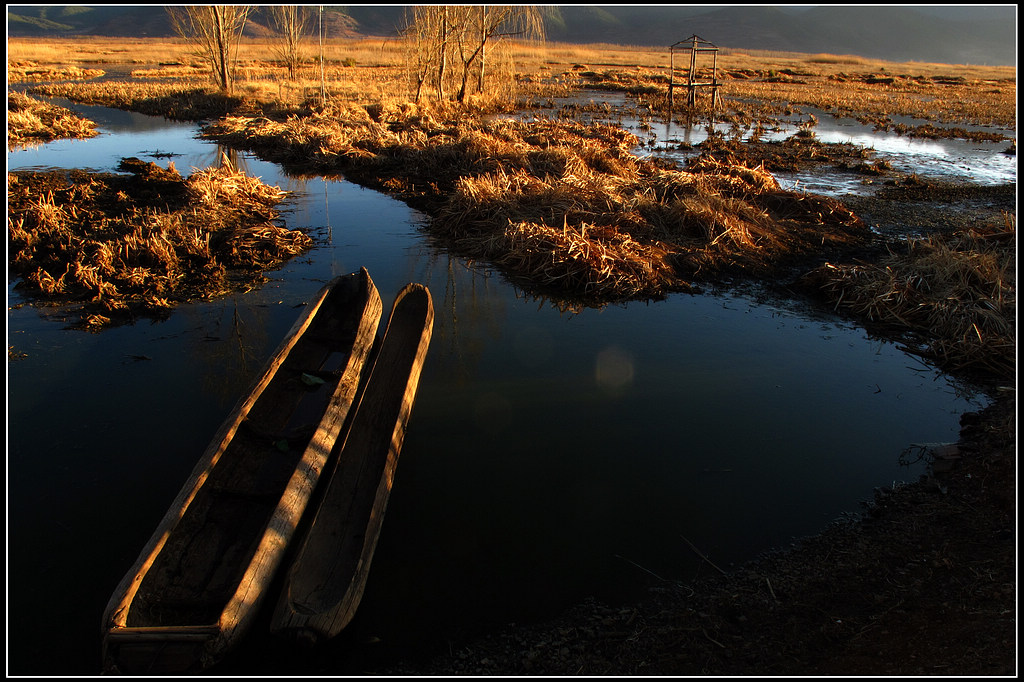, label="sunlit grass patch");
[7,157,309,328]
[27,81,253,121]
[204,108,872,304]
[7,91,99,148]
[7,60,105,83]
